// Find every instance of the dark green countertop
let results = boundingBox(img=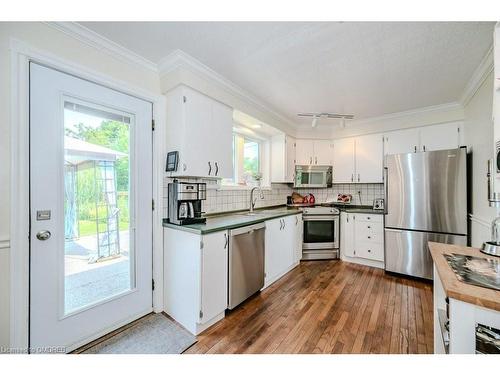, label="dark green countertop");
[333,204,385,215]
[163,206,302,235]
